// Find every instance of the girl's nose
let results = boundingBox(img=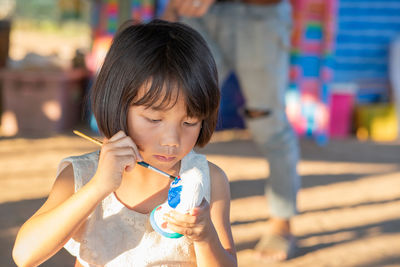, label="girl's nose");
[160,126,180,148]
